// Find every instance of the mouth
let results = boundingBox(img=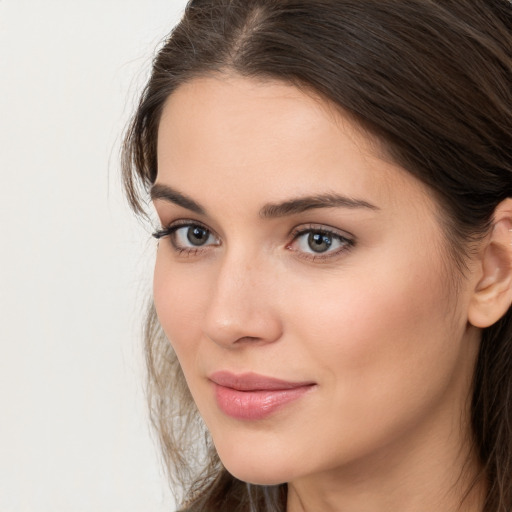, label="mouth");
[208,371,316,420]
